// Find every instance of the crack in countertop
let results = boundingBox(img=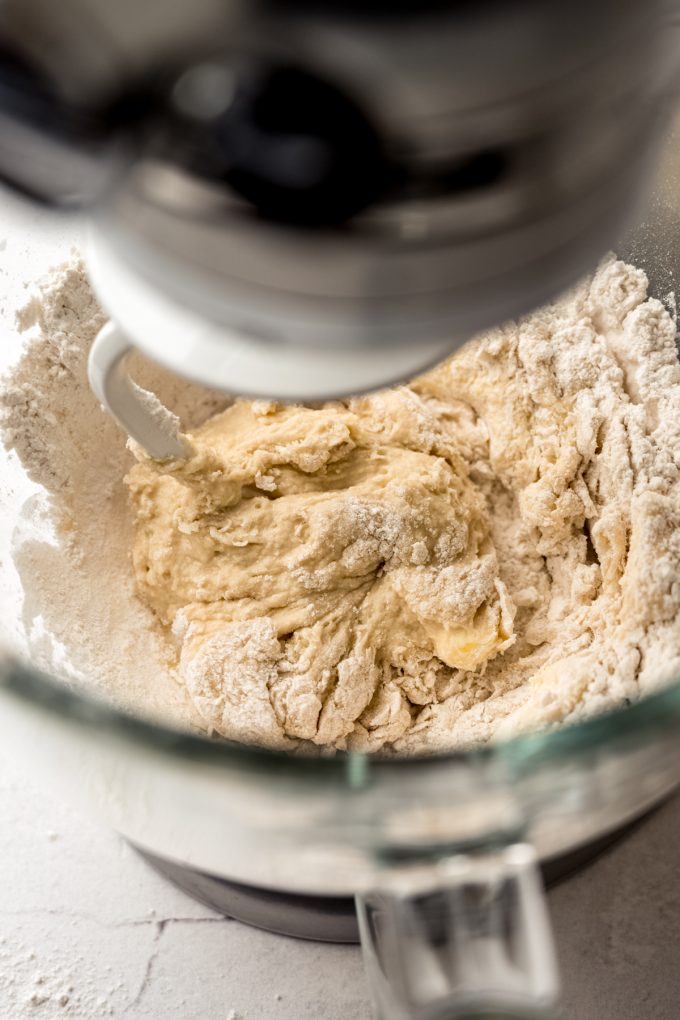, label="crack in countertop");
[4,907,230,930]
